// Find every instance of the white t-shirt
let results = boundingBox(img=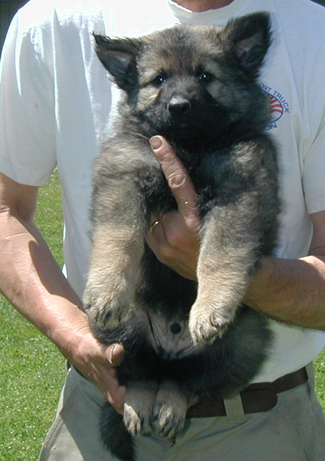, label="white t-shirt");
[1,0,325,382]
